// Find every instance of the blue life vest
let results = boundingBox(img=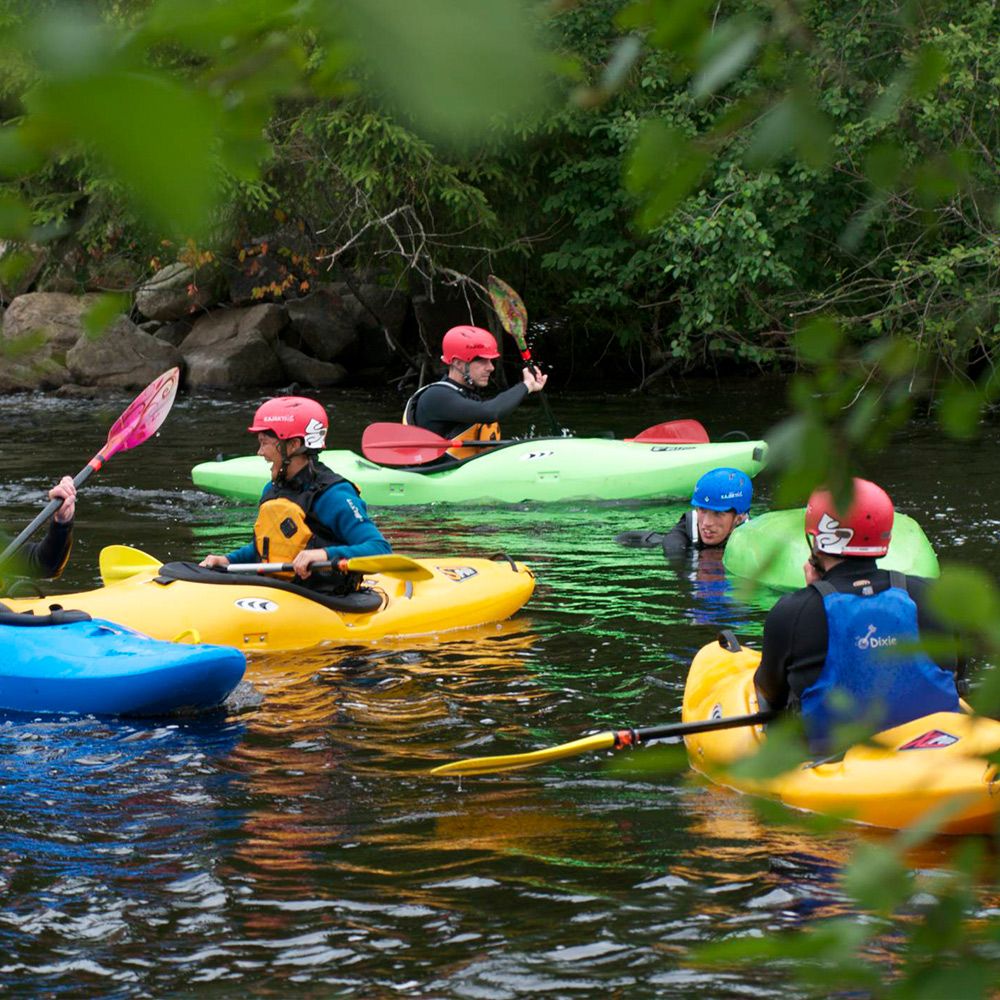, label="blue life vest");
[800,572,959,751]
